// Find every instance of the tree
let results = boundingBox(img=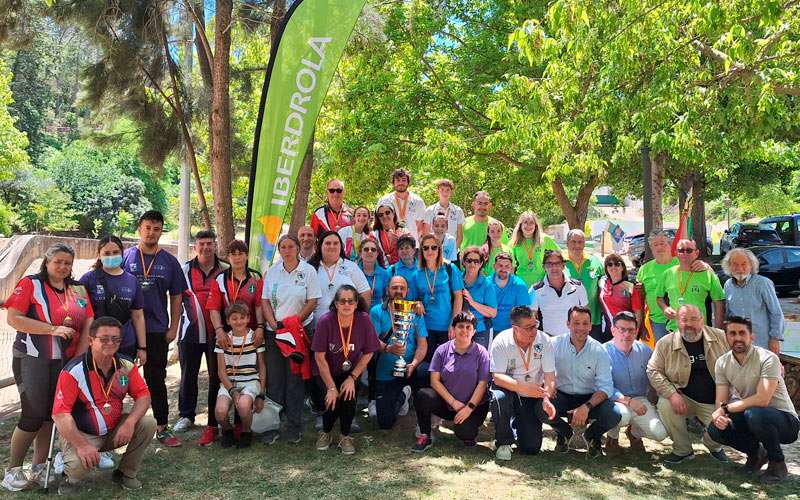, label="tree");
[0,56,29,181]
